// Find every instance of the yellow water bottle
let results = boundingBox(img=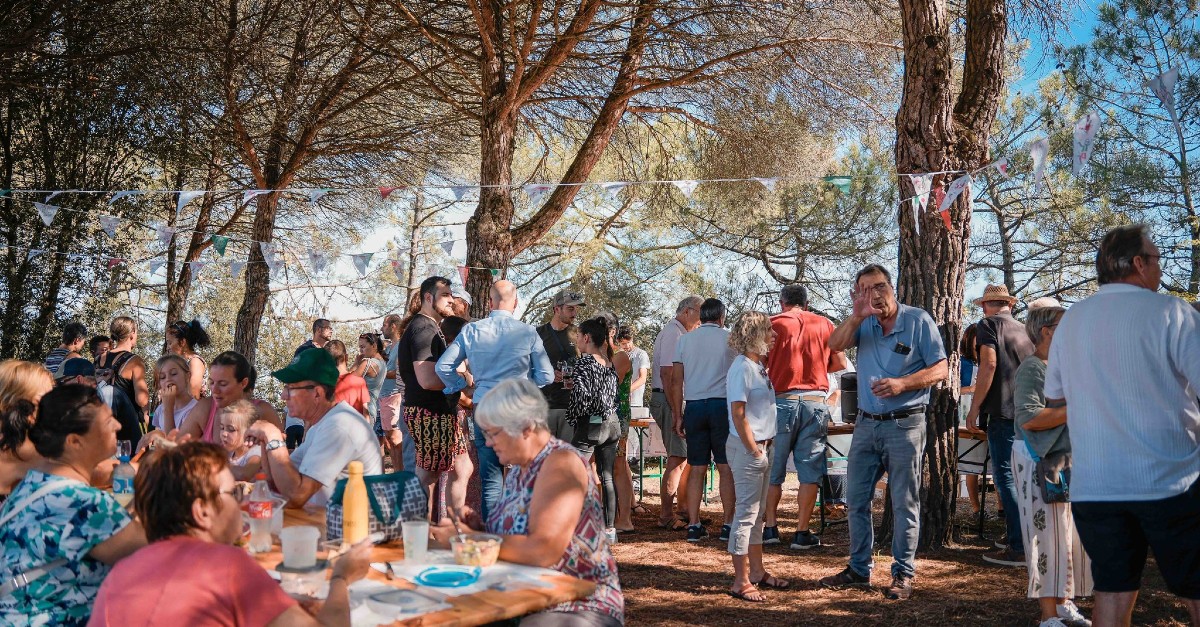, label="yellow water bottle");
[342,461,369,544]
